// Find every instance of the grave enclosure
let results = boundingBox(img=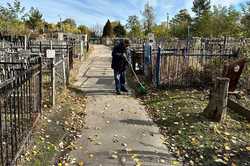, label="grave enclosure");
[0,38,86,165]
[130,37,250,91]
